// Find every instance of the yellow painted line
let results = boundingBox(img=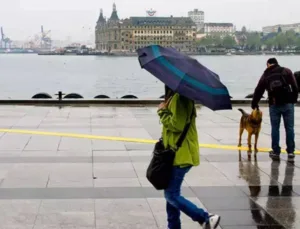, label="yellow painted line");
[0,129,156,144]
[0,128,298,155]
